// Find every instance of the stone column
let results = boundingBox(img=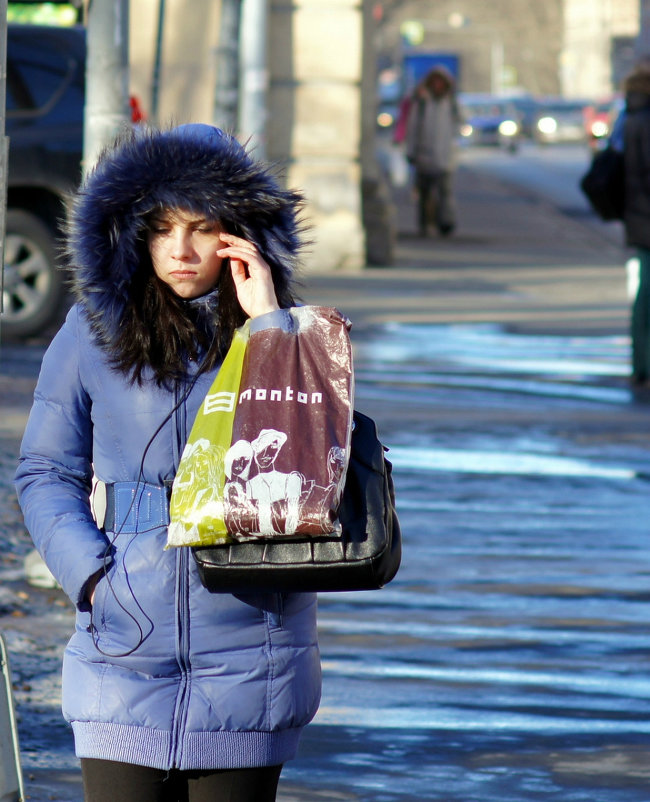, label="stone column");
[129,0,220,126]
[359,0,396,266]
[268,0,366,271]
